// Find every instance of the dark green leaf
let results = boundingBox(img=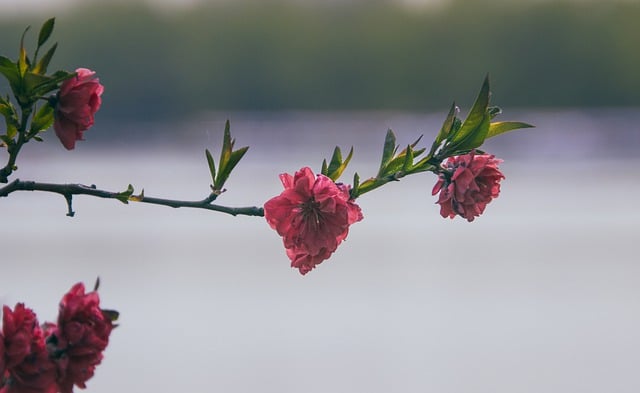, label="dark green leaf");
[321,159,328,176]
[352,172,360,193]
[378,129,397,176]
[434,102,459,147]
[27,70,74,97]
[205,148,216,186]
[450,75,490,147]
[327,146,353,181]
[32,43,57,75]
[37,18,55,47]
[402,144,414,171]
[0,56,21,92]
[30,102,54,134]
[18,27,31,77]
[487,121,535,139]
[327,146,343,175]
